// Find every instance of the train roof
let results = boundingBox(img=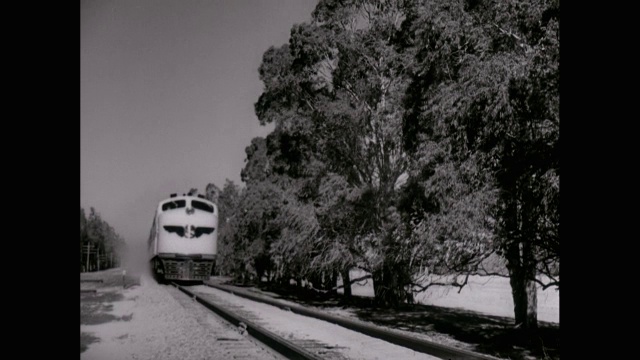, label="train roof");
[164,193,213,201]
[157,194,217,211]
